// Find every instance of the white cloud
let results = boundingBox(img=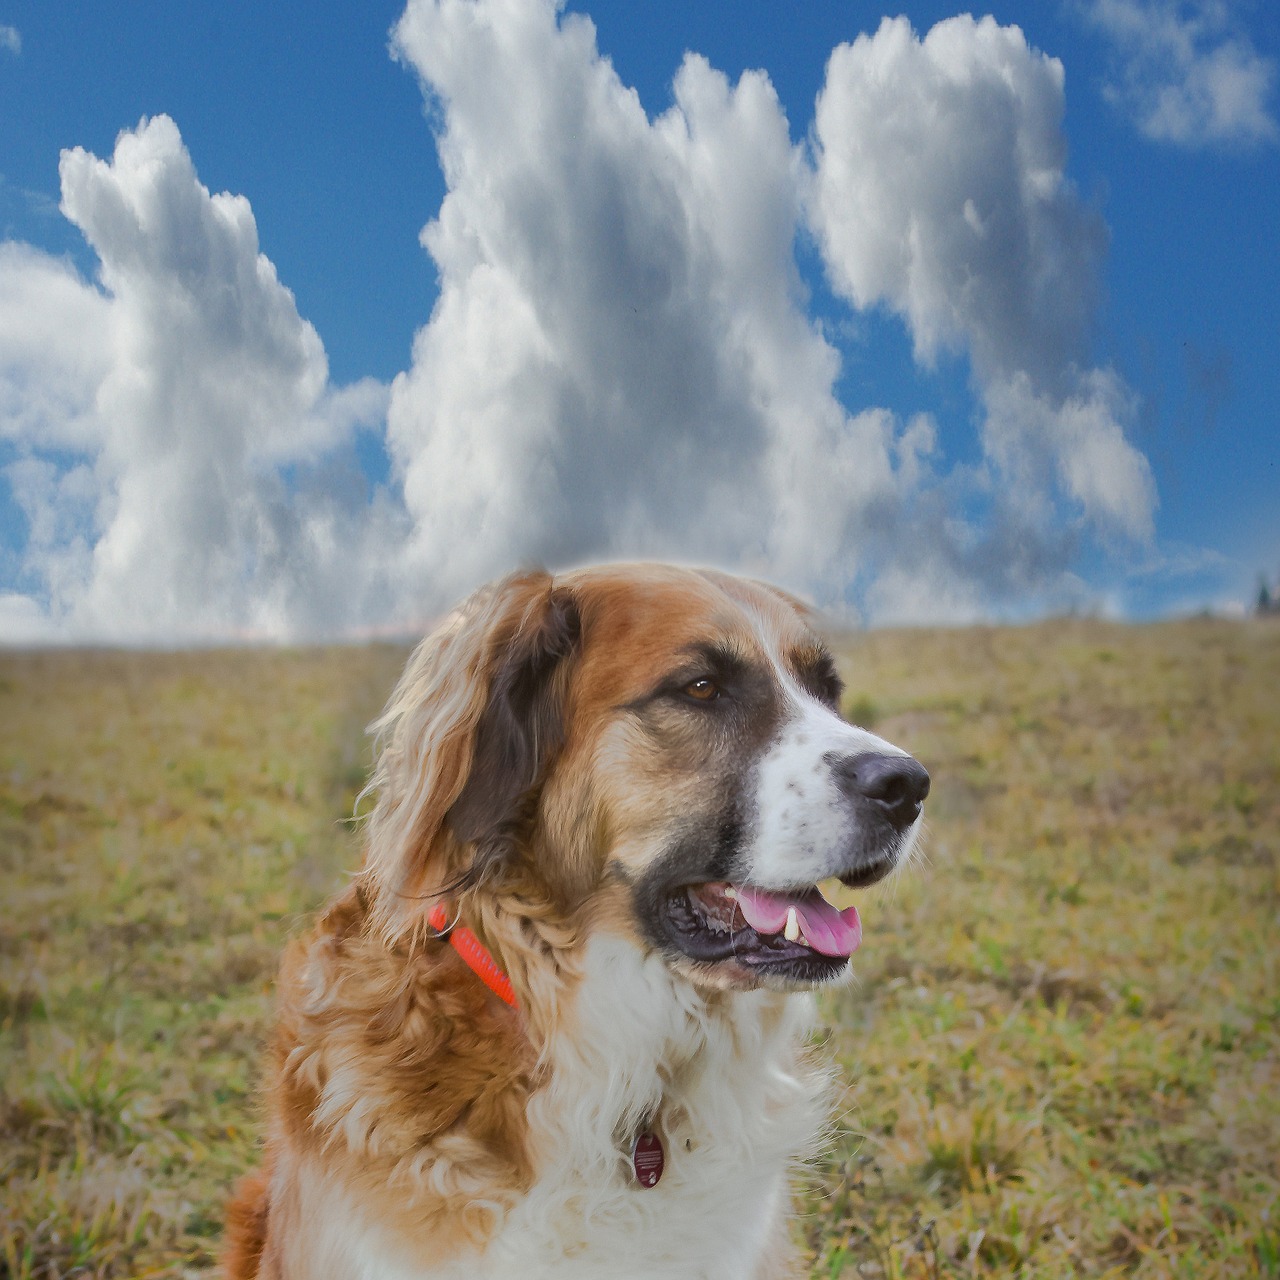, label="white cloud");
[1084,0,1278,147]
[0,243,112,450]
[0,4,1166,641]
[0,25,20,56]
[983,370,1155,542]
[810,16,1099,385]
[809,14,1156,569]
[387,0,1157,623]
[388,1,922,604]
[0,592,55,644]
[1,116,398,641]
